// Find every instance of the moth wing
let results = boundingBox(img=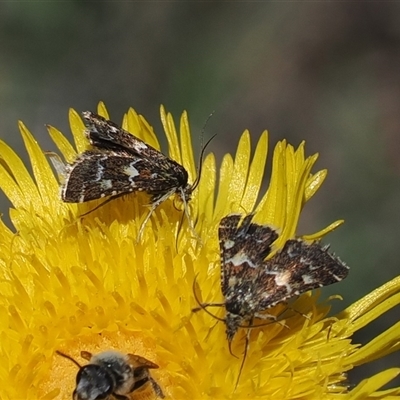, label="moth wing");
[219,214,278,297]
[126,354,159,370]
[256,239,349,310]
[62,150,181,203]
[83,111,162,158]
